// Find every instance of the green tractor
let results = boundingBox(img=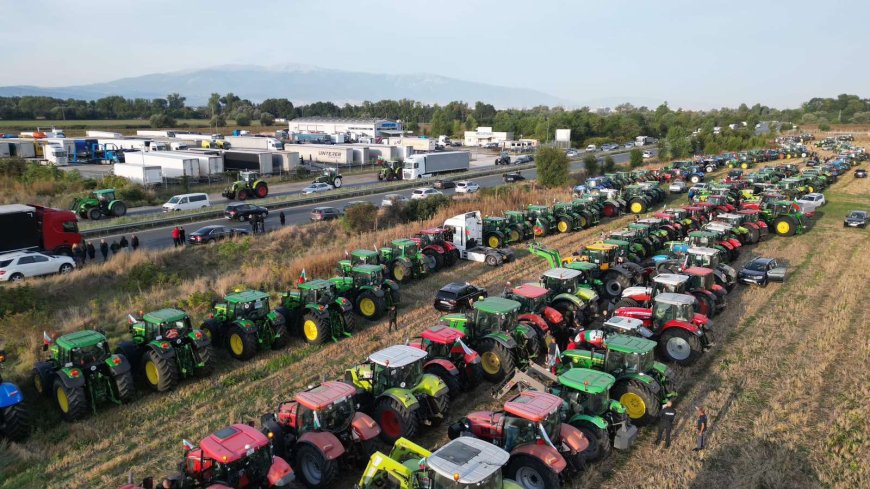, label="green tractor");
[32,330,135,421]
[222,170,269,200]
[526,204,556,237]
[606,230,647,261]
[551,202,584,233]
[528,242,606,303]
[440,297,542,383]
[278,279,354,344]
[332,263,400,320]
[536,267,601,328]
[313,167,343,188]
[71,189,127,220]
[570,199,600,227]
[761,200,806,237]
[116,308,215,392]
[378,159,403,181]
[483,216,515,248]
[503,210,534,241]
[379,239,430,283]
[344,345,450,444]
[561,333,676,426]
[201,290,289,360]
